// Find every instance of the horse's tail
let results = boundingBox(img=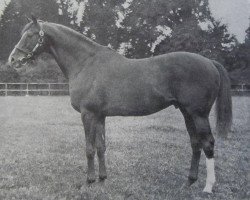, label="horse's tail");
[212,60,232,138]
